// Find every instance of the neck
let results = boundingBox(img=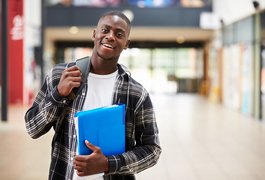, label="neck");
[90,55,118,75]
